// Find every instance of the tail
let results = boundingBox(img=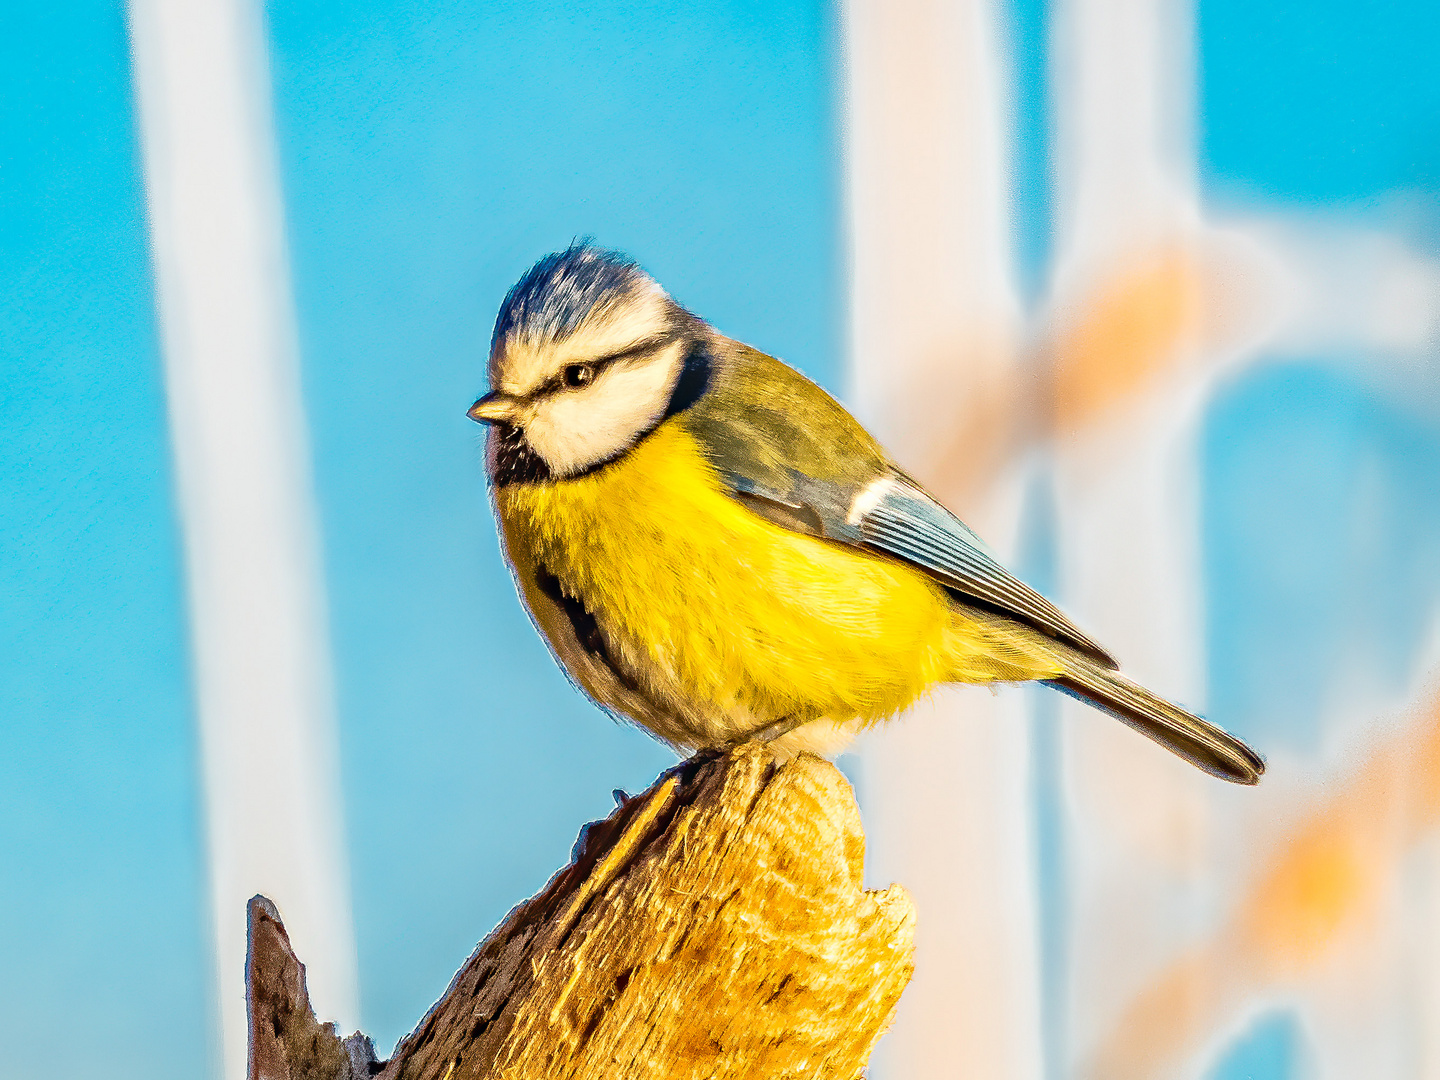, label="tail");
[1045,658,1264,785]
